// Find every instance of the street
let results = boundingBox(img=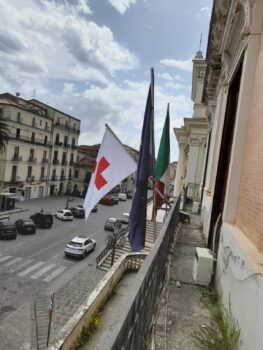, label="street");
[0,195,132,343]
